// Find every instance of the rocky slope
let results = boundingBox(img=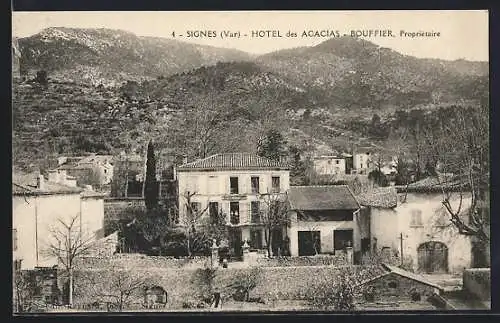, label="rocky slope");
[17,27,252,86]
